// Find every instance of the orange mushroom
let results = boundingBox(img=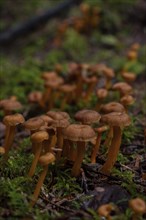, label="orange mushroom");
[62,124,96,177]
[100,112,131,175]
